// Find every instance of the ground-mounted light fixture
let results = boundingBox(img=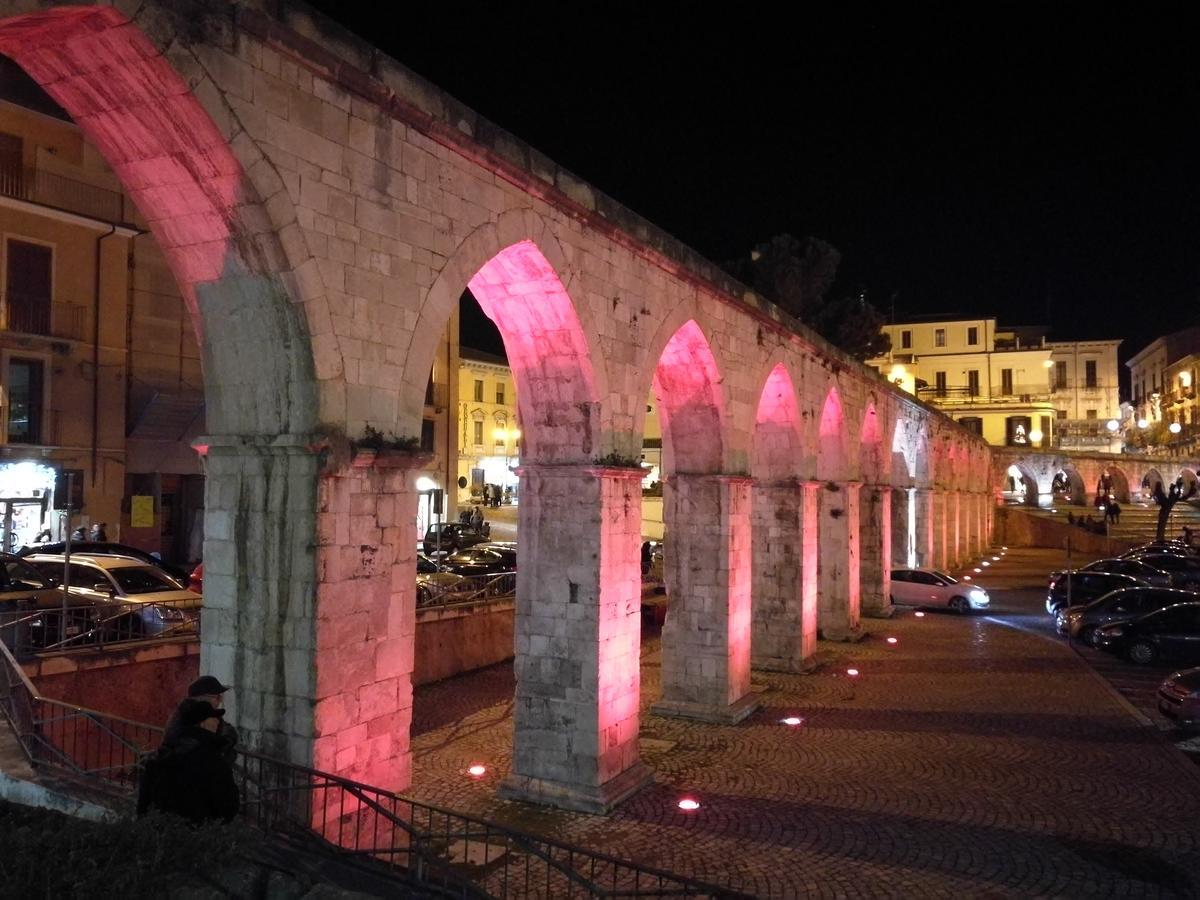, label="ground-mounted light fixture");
[780,716,804,726]
[467,764,487,778]
[678,798,701,811]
